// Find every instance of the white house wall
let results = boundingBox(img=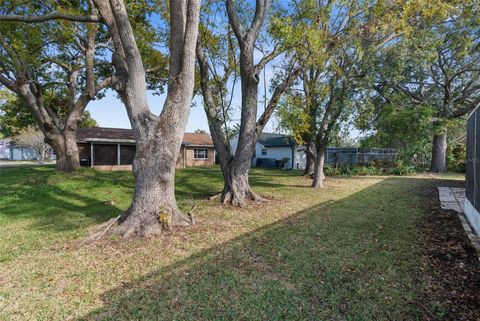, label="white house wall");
[230,136,307,169]
[263,147,294,168]
[12,148,37,160]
